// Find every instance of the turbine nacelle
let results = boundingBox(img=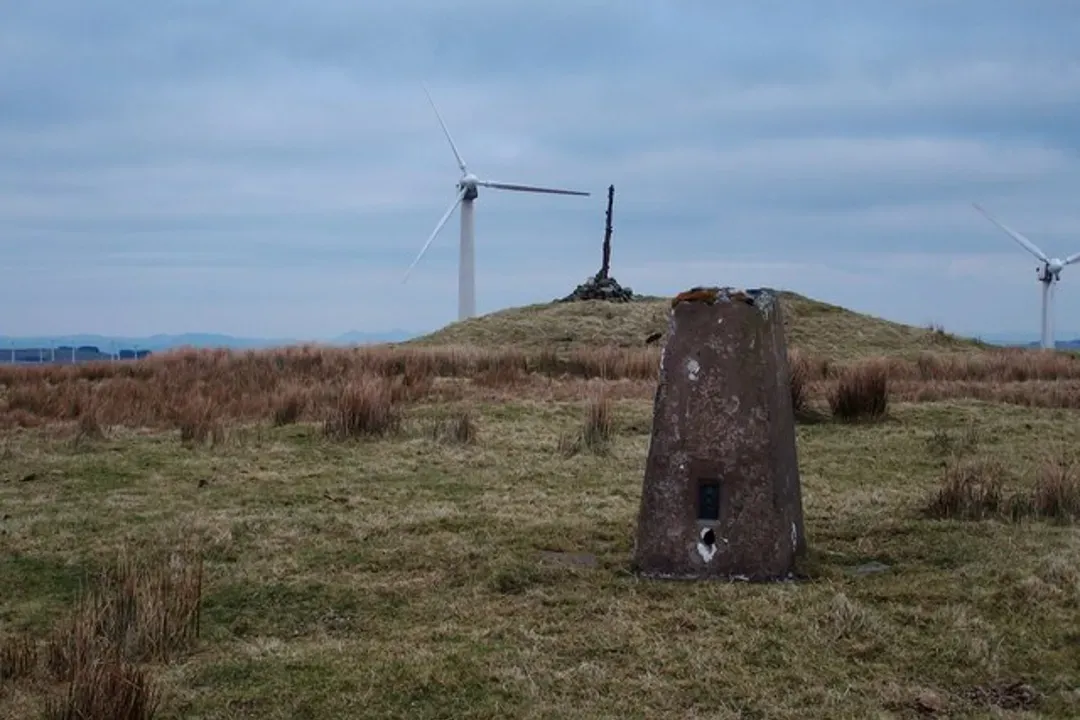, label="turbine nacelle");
[457,173,481,201]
